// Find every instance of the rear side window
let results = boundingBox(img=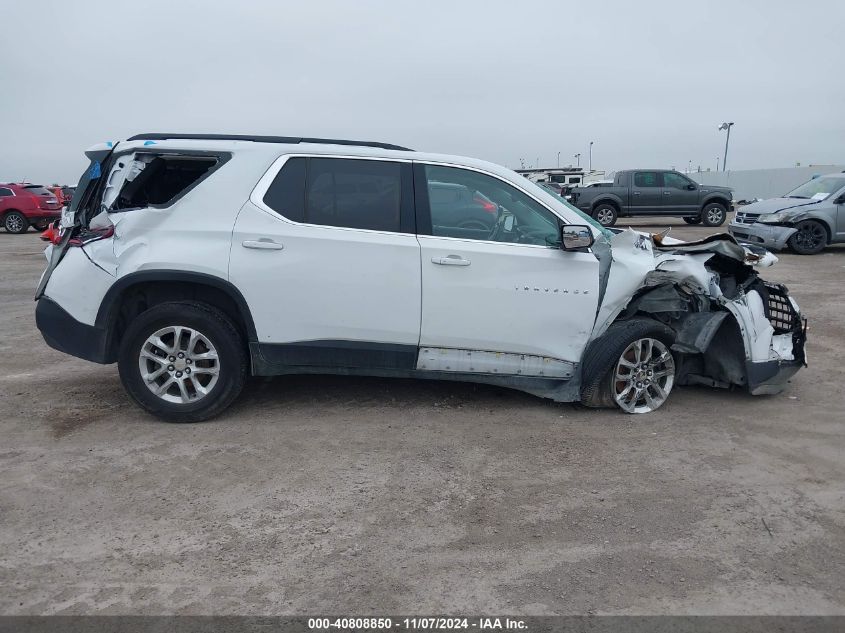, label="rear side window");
[111,155,218,209]
[263,157,404,233]
[634,172,661,187]
[307,158,401,232]
[0,187,13,197]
